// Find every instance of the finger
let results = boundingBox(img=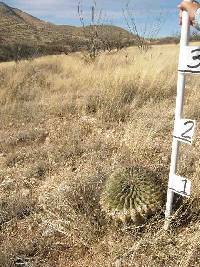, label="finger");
[179,1,193,11]
[179,10,183,25]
